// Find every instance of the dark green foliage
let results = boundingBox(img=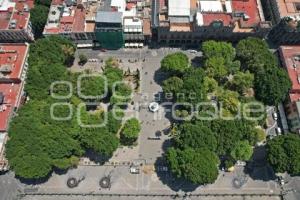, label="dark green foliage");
[26,36,75,100]
[254,66,291,105]
[178,68,207,105]
[204,120,258,156]
[30,5,49,38]
[174,122,217,152]
[236,38,291,105]
[78,54,88,65]
[166,148,219,184]
[161,52,189,76]
[267,134,300,175]
[229,71,254,94]
[162,76,183,95]
[7,37,125,179]
[120,118,141,145]
[6,100,82,179]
